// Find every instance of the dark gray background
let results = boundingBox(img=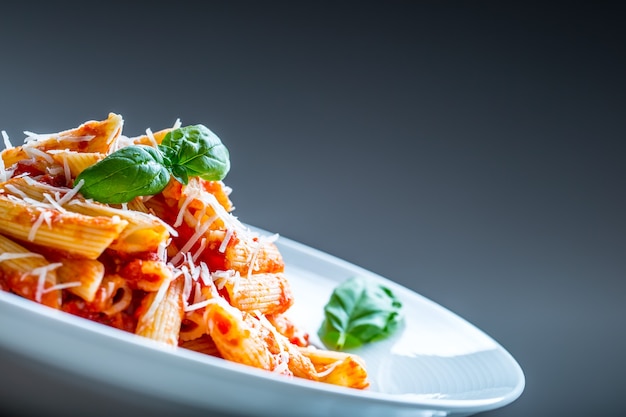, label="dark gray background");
[1,2,624,417]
